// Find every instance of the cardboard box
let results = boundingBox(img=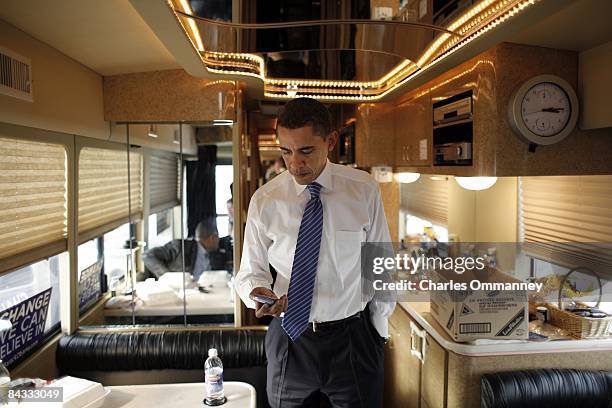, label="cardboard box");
[429,268,528,342]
